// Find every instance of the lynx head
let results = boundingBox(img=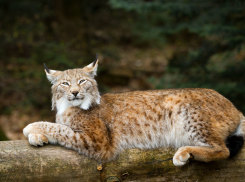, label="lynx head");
[44,57,100,114]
